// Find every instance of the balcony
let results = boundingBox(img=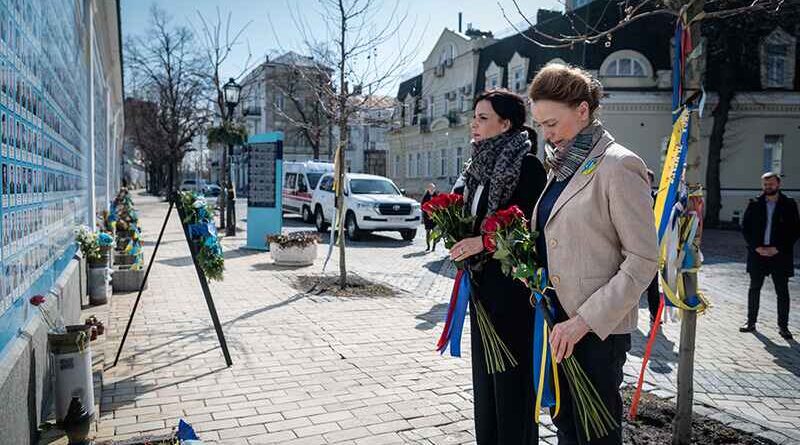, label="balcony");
[447,110,460,127]
[419,116,430,133]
